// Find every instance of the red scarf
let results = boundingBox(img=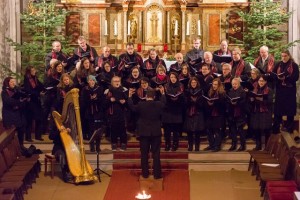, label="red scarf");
[277,61,293,76]
[27,75,37,89]
[52,51,57,59]
[254,55,275,72]
[146,59,161,70]
[157,74,166,81]
[253,85,269,113]
[230,59,245,77]
[6,89,15,97]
